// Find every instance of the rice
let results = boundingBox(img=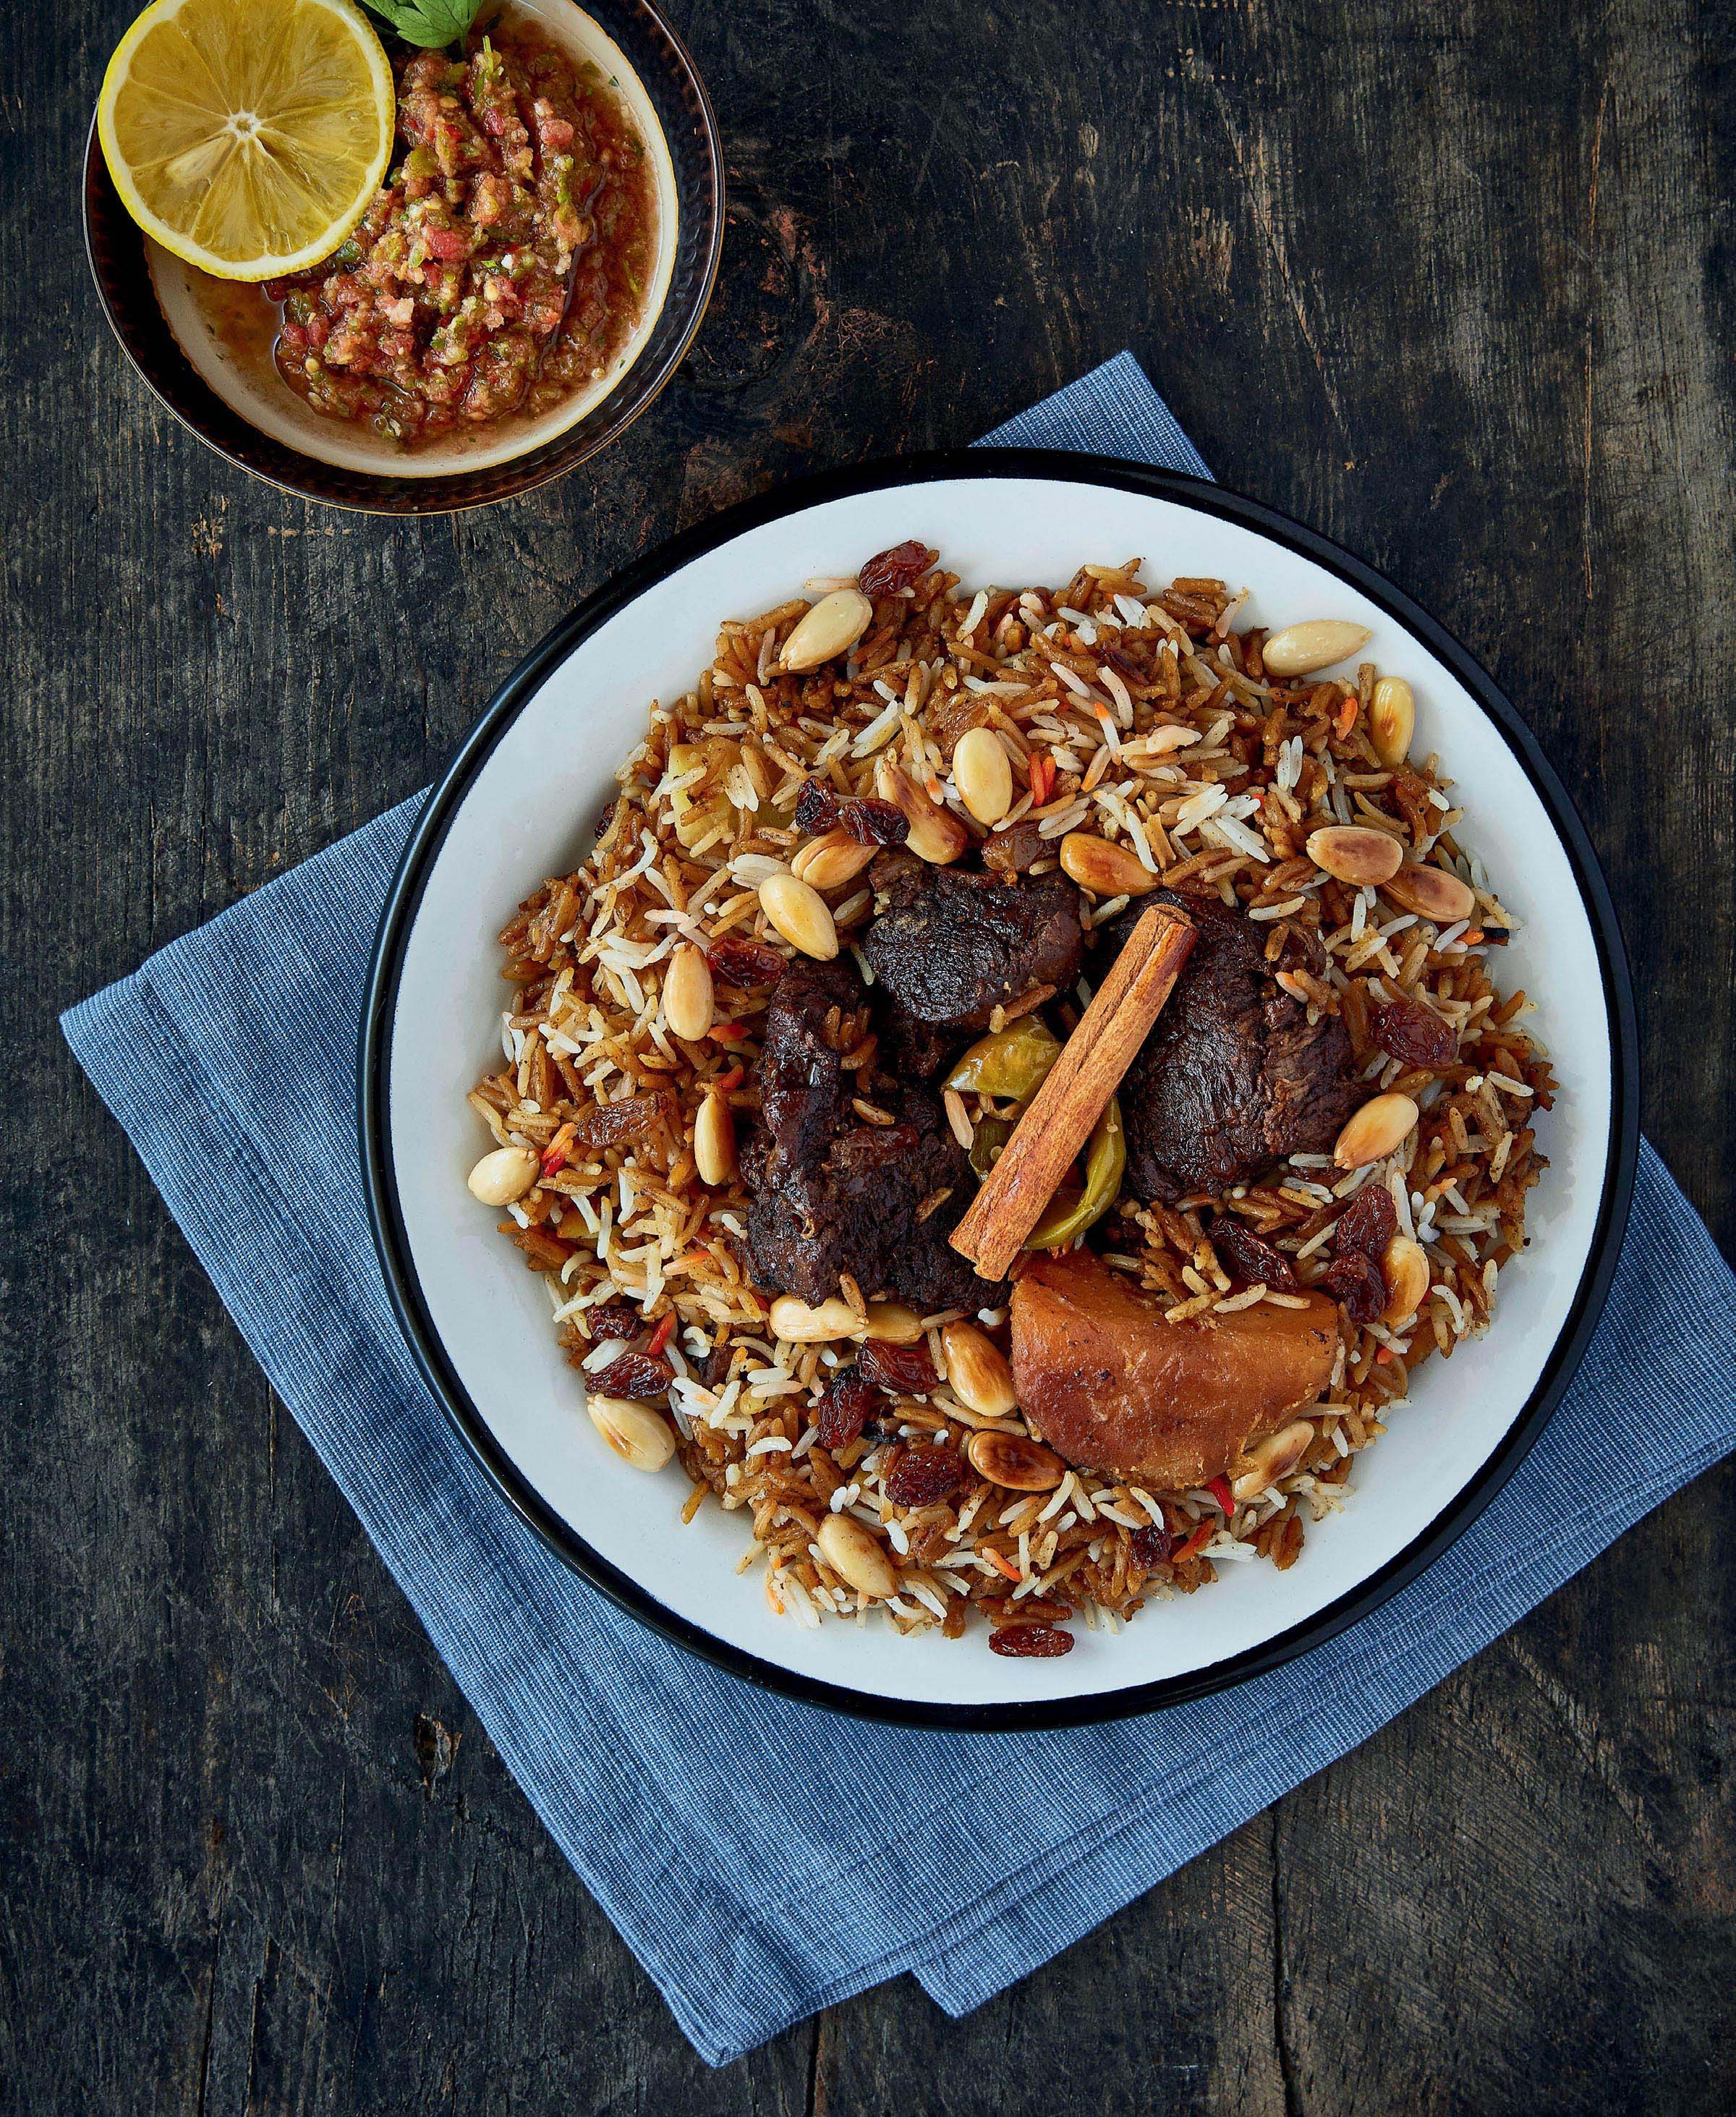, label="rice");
[468,551,1554,1642]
